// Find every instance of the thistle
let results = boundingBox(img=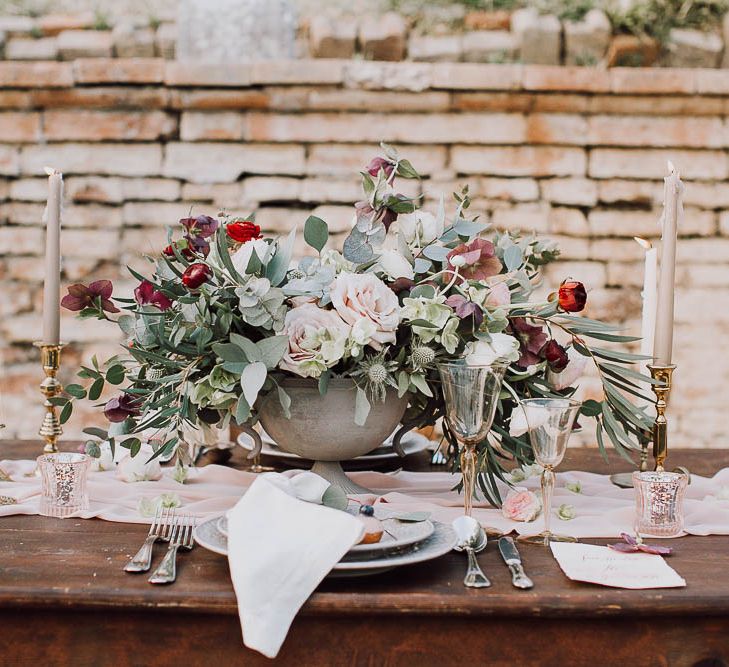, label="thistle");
[352,352,398,403]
